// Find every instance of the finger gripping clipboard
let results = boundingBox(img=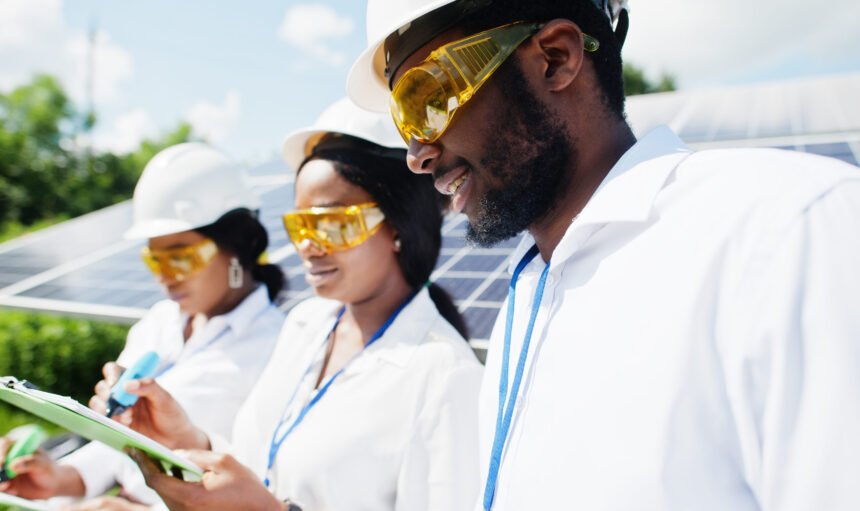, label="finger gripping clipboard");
[0,377,202,482]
